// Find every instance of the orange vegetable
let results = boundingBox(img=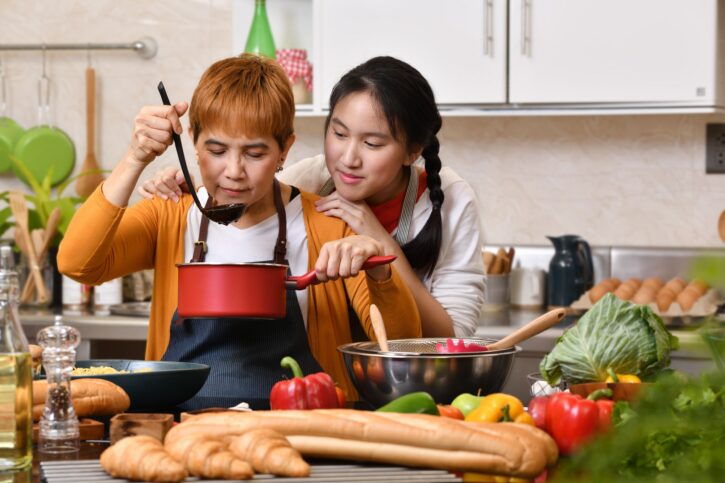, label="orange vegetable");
[436,404,464,420]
